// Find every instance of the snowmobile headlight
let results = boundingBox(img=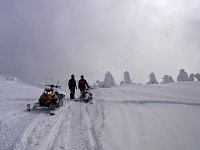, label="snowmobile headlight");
[48,91,53,95]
